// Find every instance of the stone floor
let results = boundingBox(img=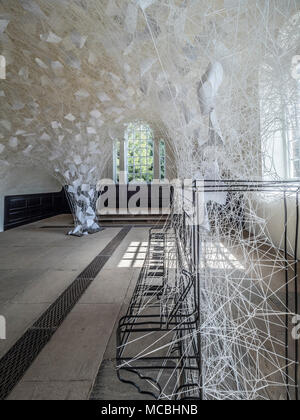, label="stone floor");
[0,215,150,400]
[0,215,299,400]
